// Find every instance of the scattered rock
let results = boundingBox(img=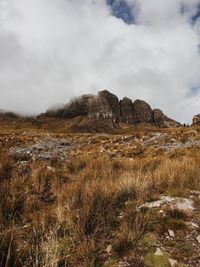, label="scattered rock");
[154,248,164,256]
[189,190,200,195]
[196,235,200,244]
[144,132,165,146]
[160,139,200,151]
[10,138,72,161]
[168,258,178,267]
[158,209,166,218]
[187,222,199,229]
[106,244,112,254]
[138,196,195,212]
[168,230,175,238]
